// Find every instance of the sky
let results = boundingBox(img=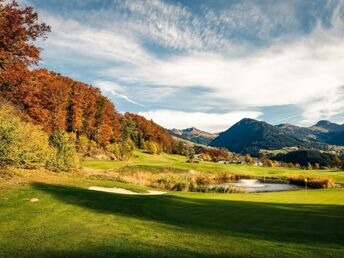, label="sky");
[18,0,344,132]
